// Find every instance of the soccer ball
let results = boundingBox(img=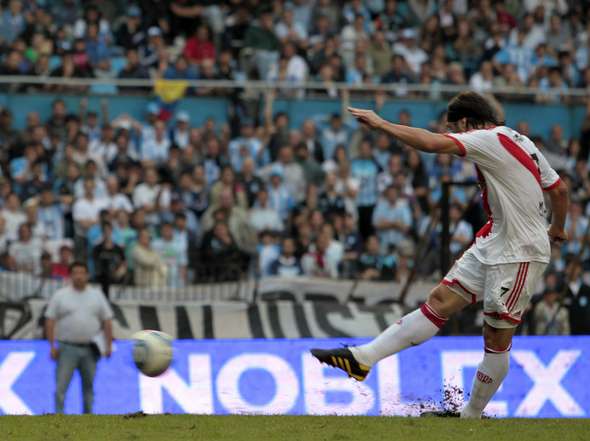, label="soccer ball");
[132,330,173,377]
